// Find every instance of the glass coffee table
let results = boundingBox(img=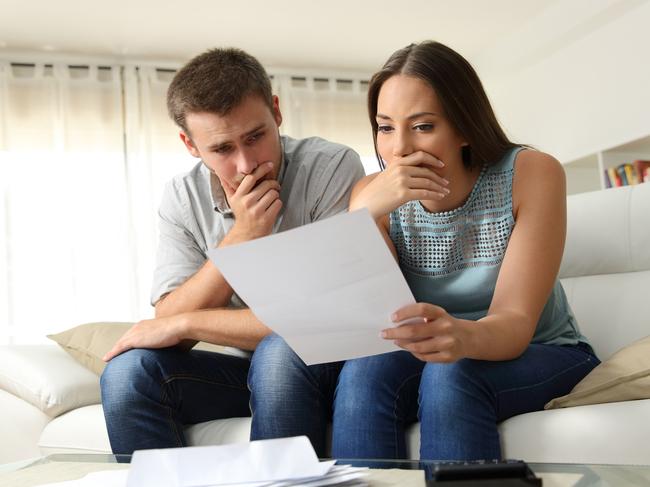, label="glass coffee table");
[2,453,650,486]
